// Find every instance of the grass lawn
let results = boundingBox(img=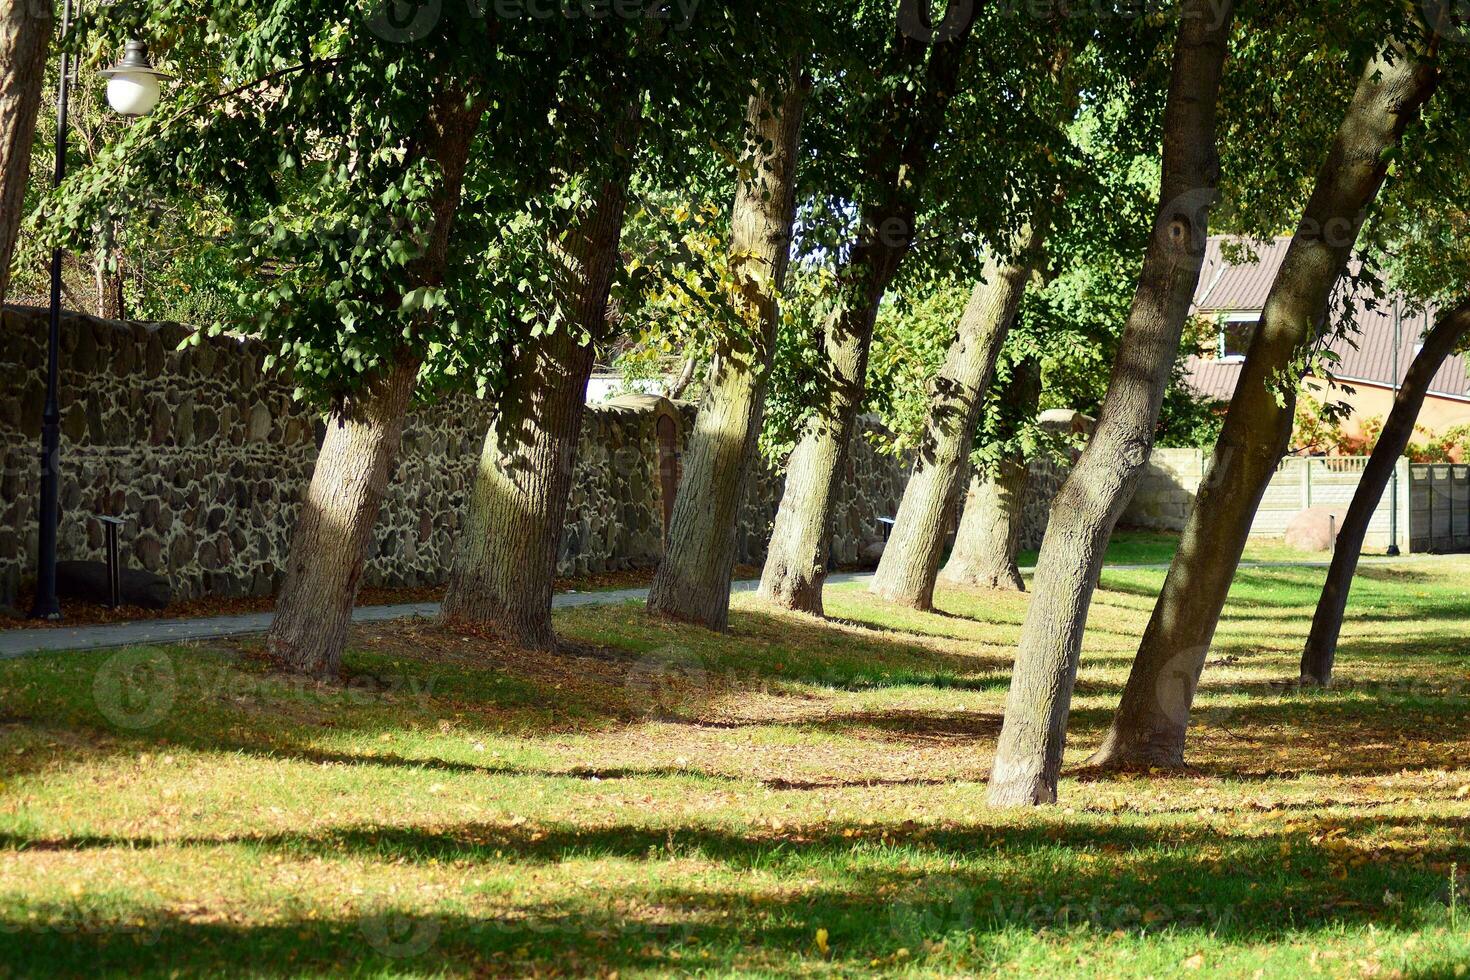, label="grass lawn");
[1017,529,1384,568]
[4,556,1470,976]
